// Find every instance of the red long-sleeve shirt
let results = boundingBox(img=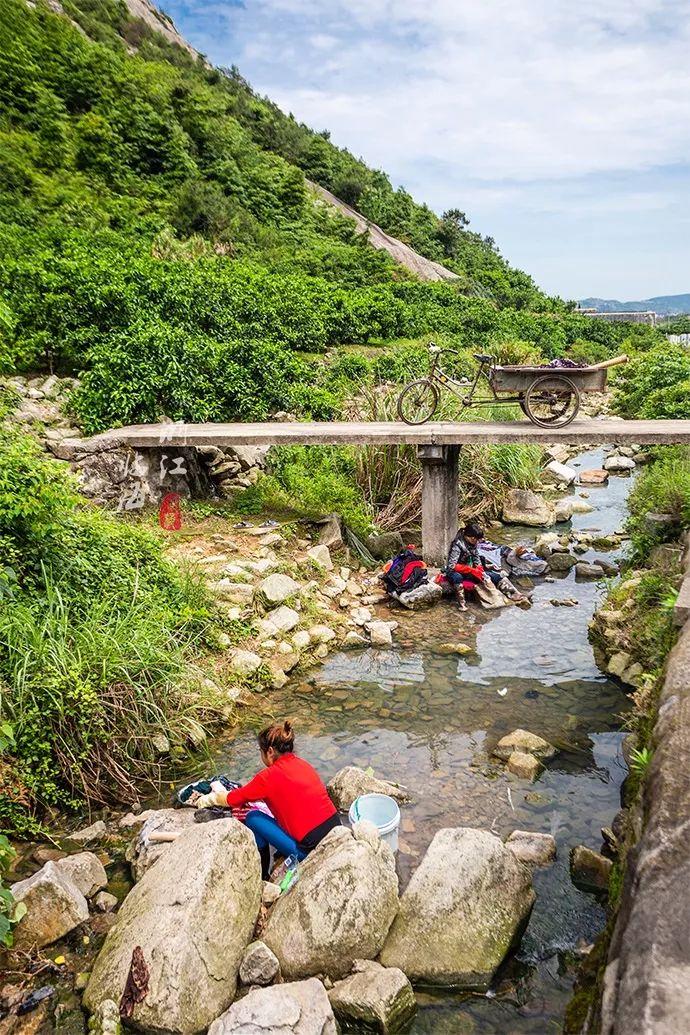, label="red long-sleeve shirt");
[225,753,336,842]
